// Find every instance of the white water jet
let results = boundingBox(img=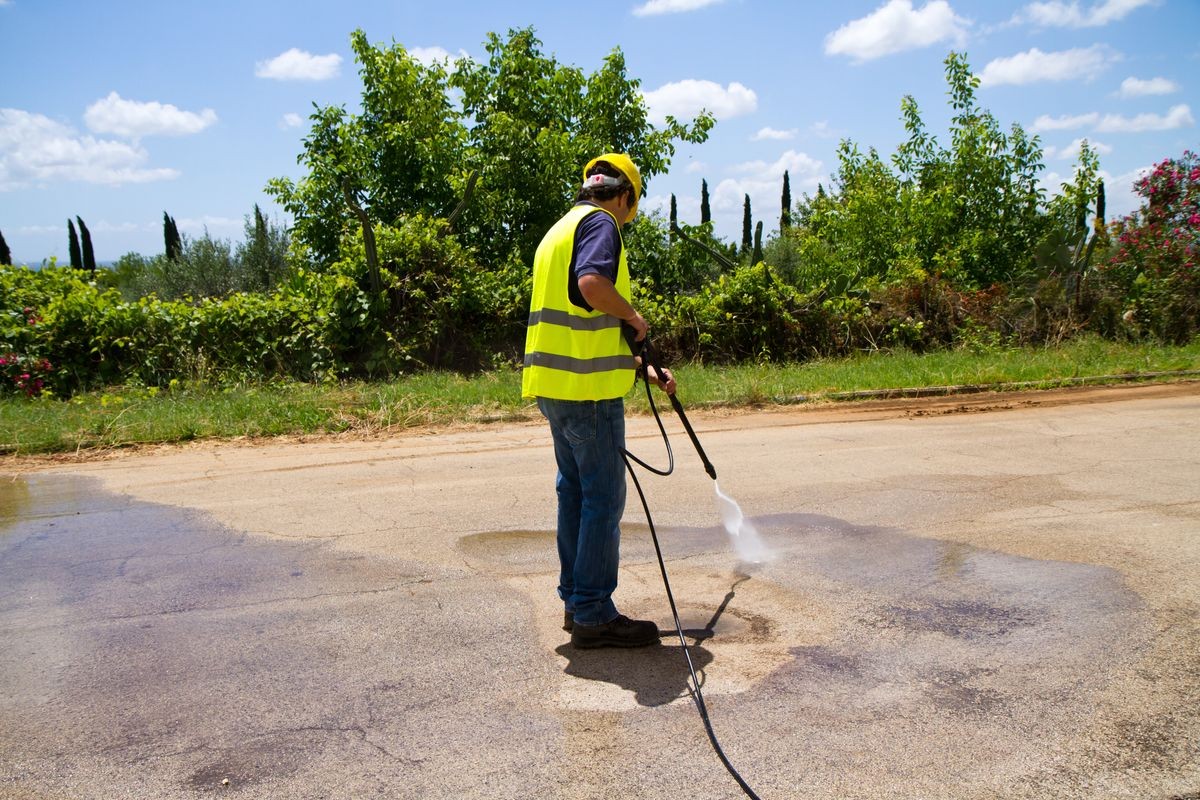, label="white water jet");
[713,480,772,564]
